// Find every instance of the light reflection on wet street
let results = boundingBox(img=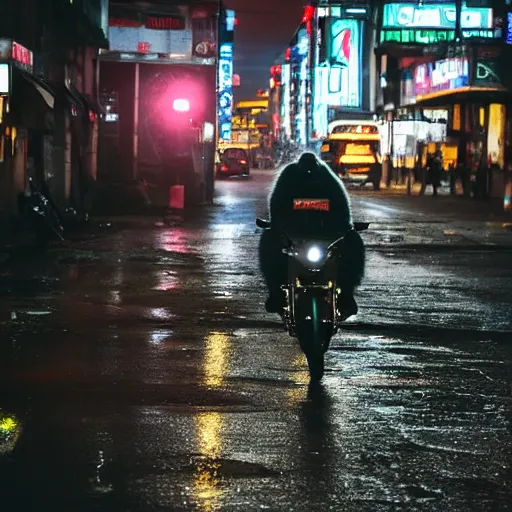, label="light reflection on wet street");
[0,170,511,511]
